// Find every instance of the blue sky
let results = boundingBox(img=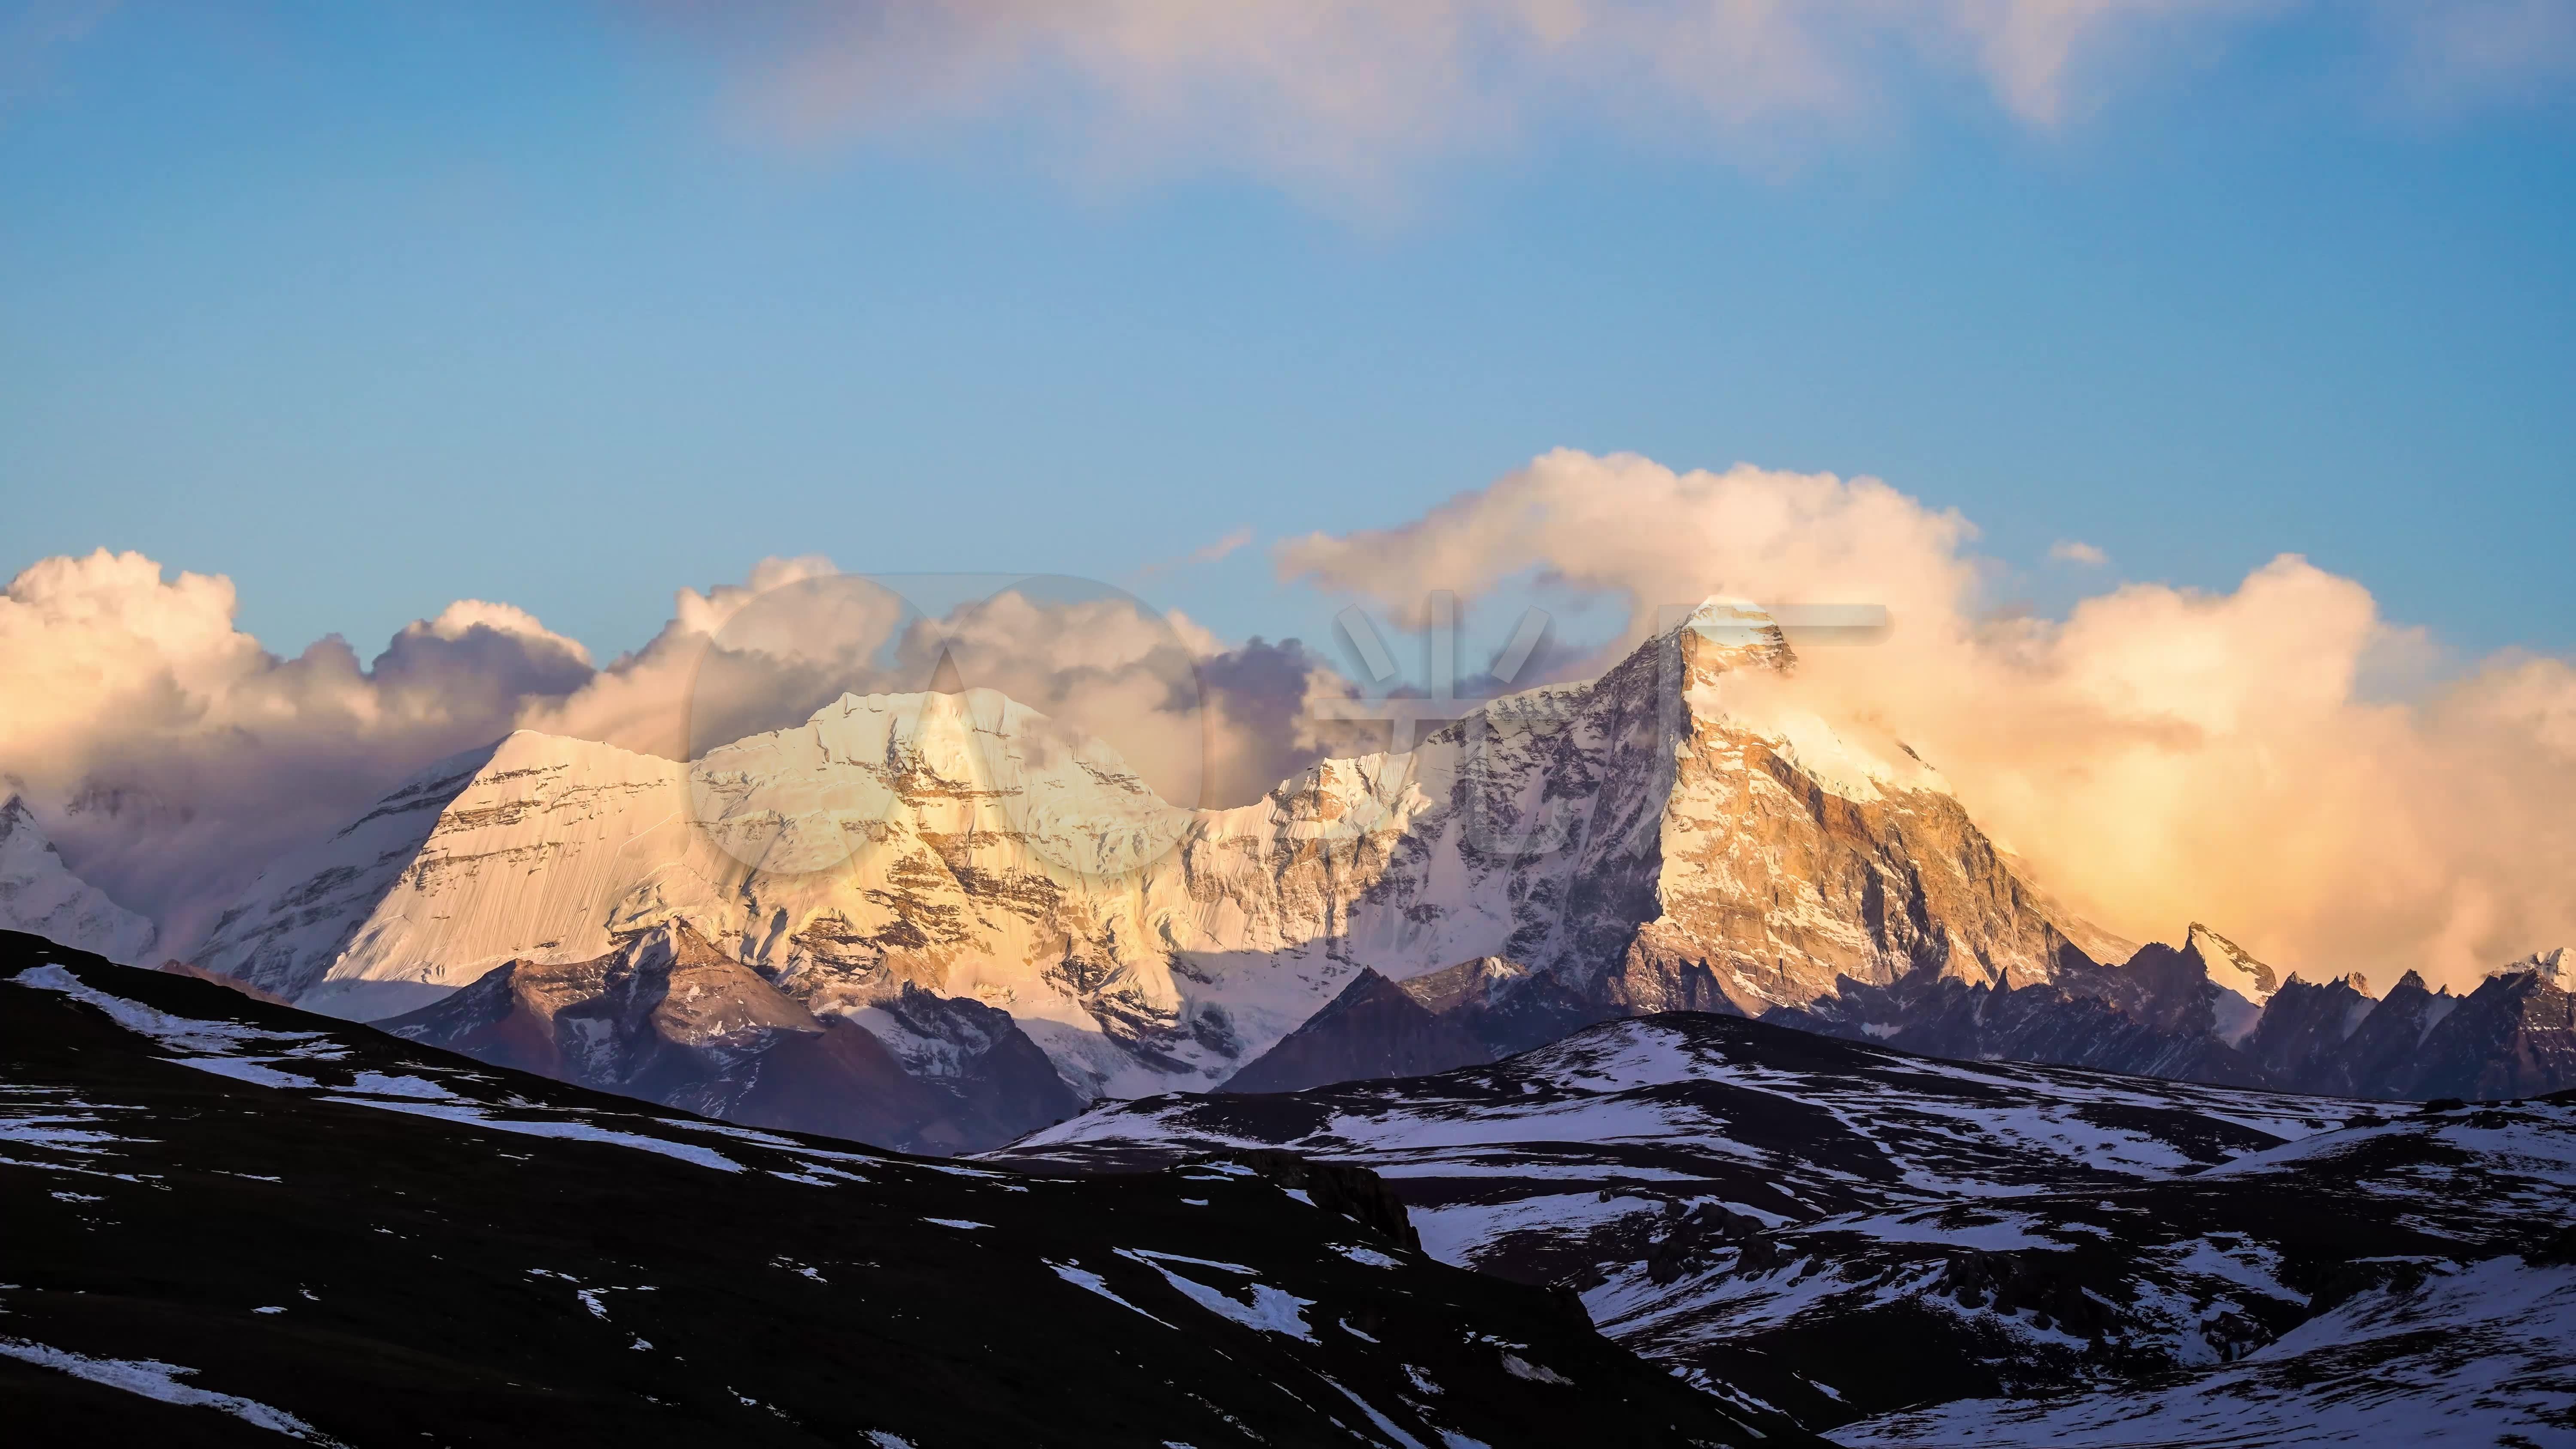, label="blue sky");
[4,0,2572,666]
